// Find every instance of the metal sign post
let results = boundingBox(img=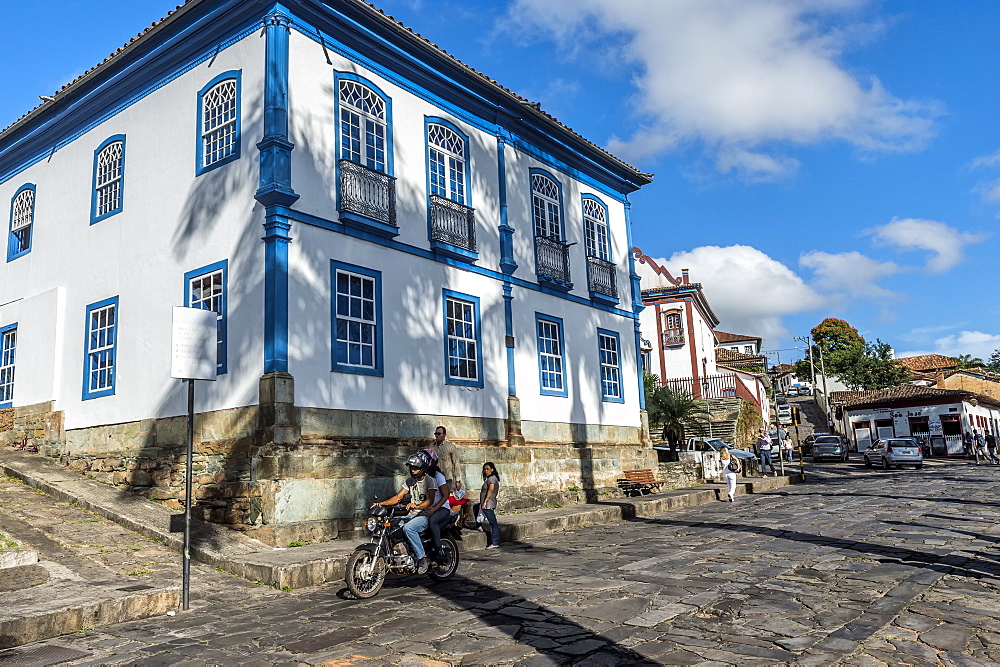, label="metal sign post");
[170,307,218,610]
